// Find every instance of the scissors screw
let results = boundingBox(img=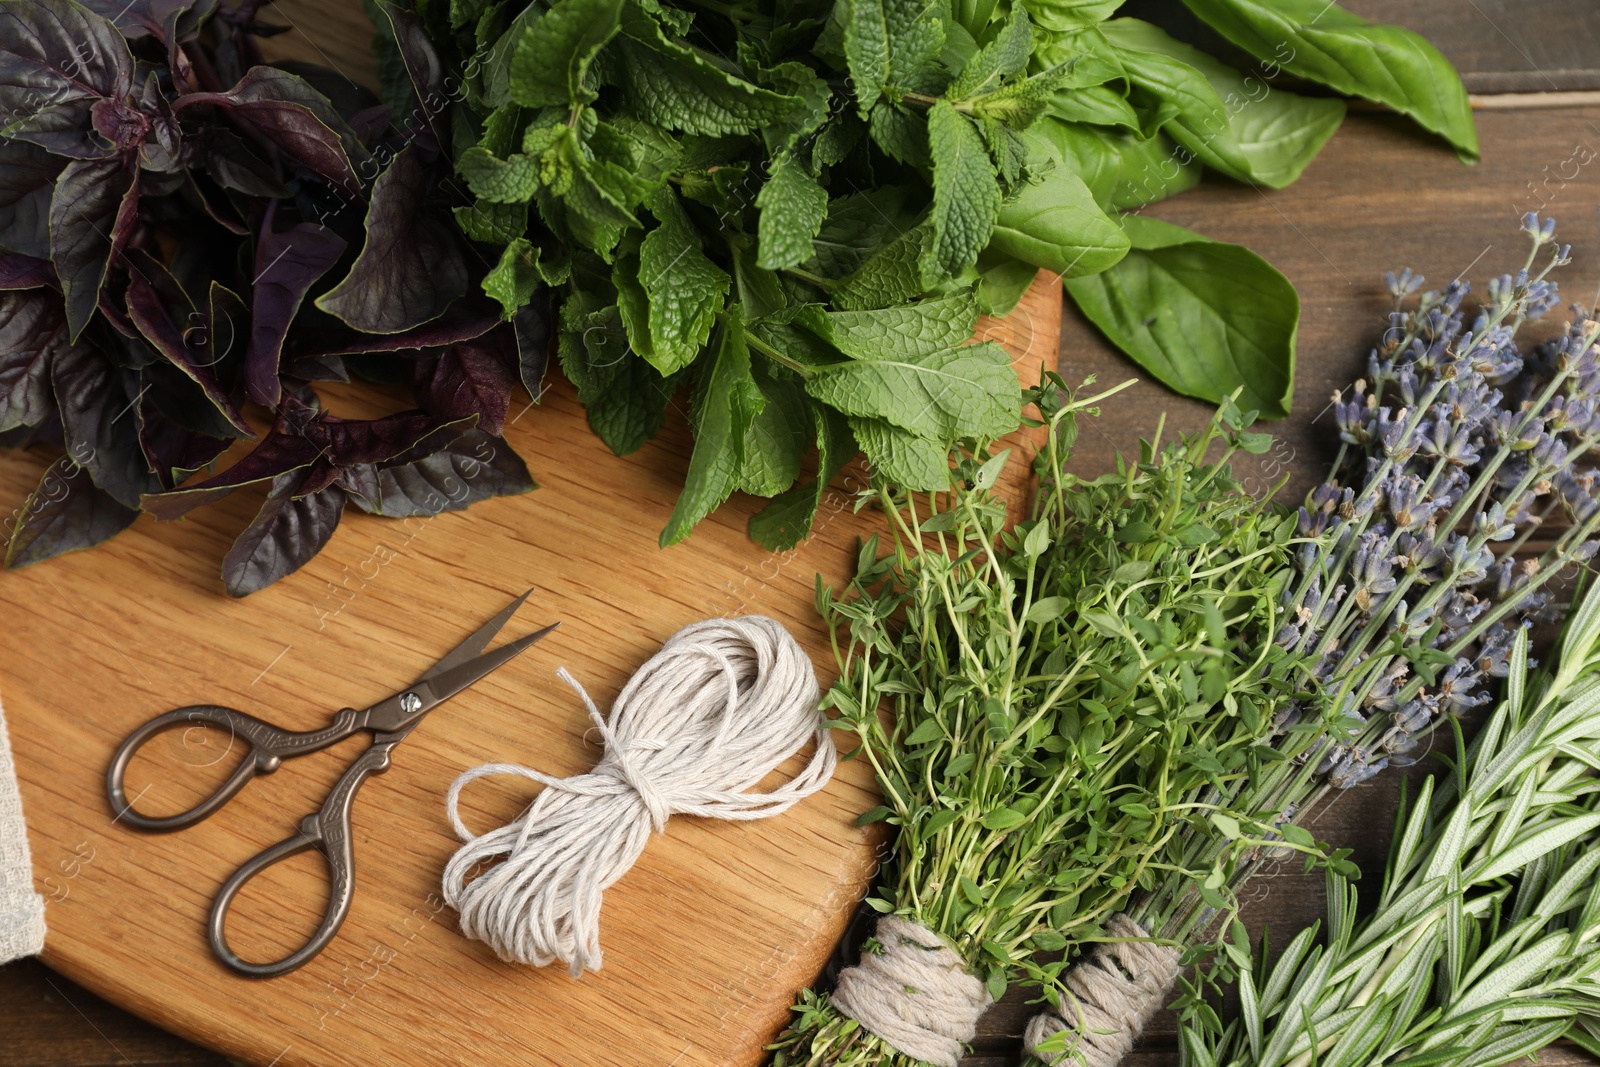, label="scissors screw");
[400,692,422,715]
